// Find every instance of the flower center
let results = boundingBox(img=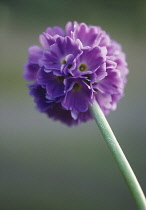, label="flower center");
[78,63,88,72]
[61,59,66,64]
[73,82,81,91]
[56,76,65,82]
